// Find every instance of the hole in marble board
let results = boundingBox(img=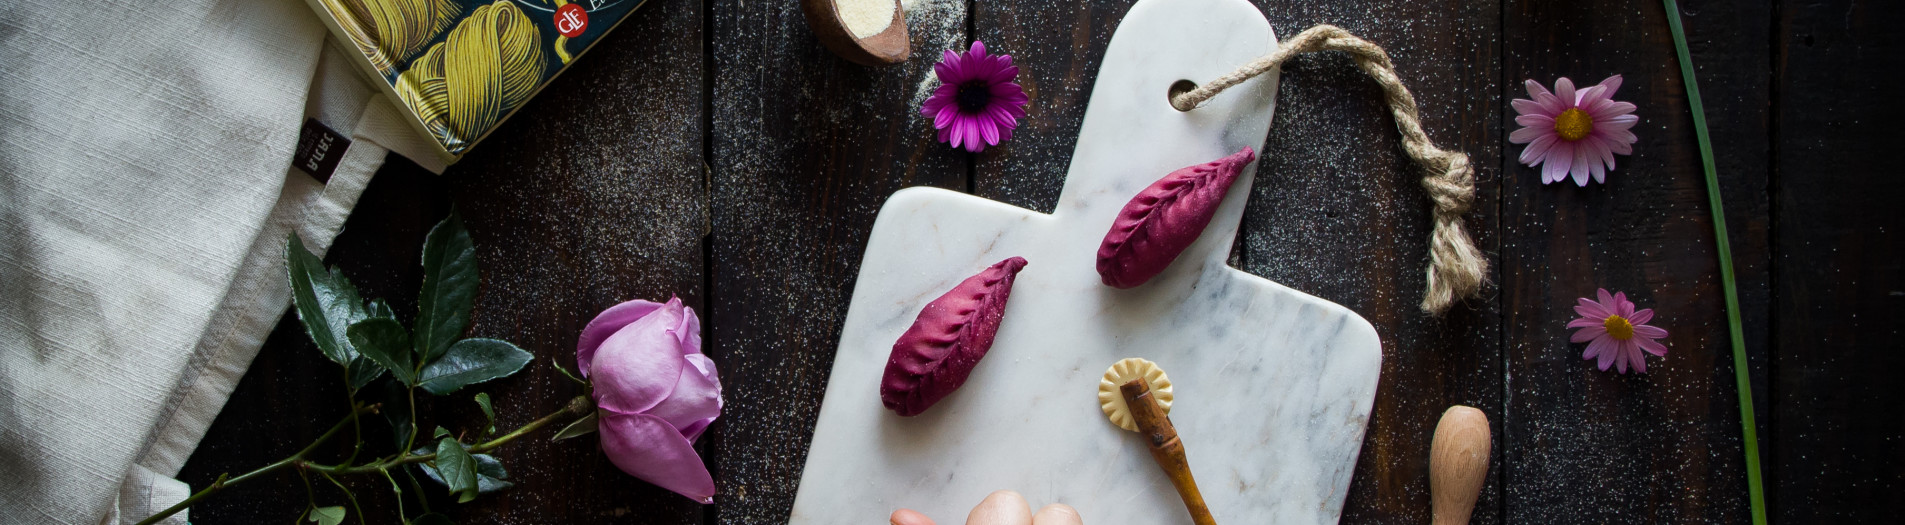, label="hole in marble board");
[1167,79,1198,112]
